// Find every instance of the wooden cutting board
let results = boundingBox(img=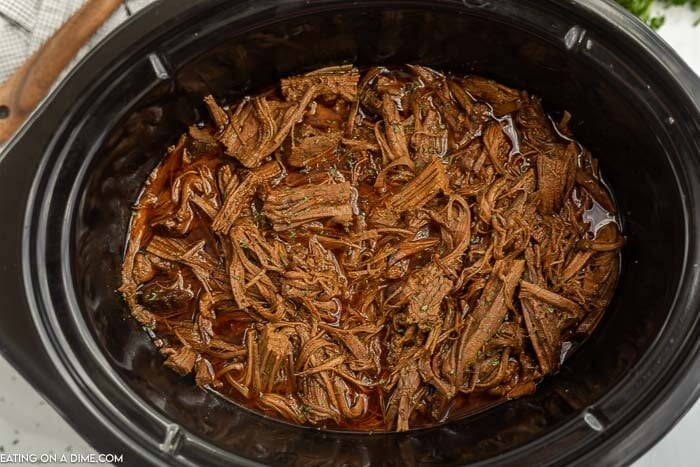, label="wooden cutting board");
[0,0,123,145]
